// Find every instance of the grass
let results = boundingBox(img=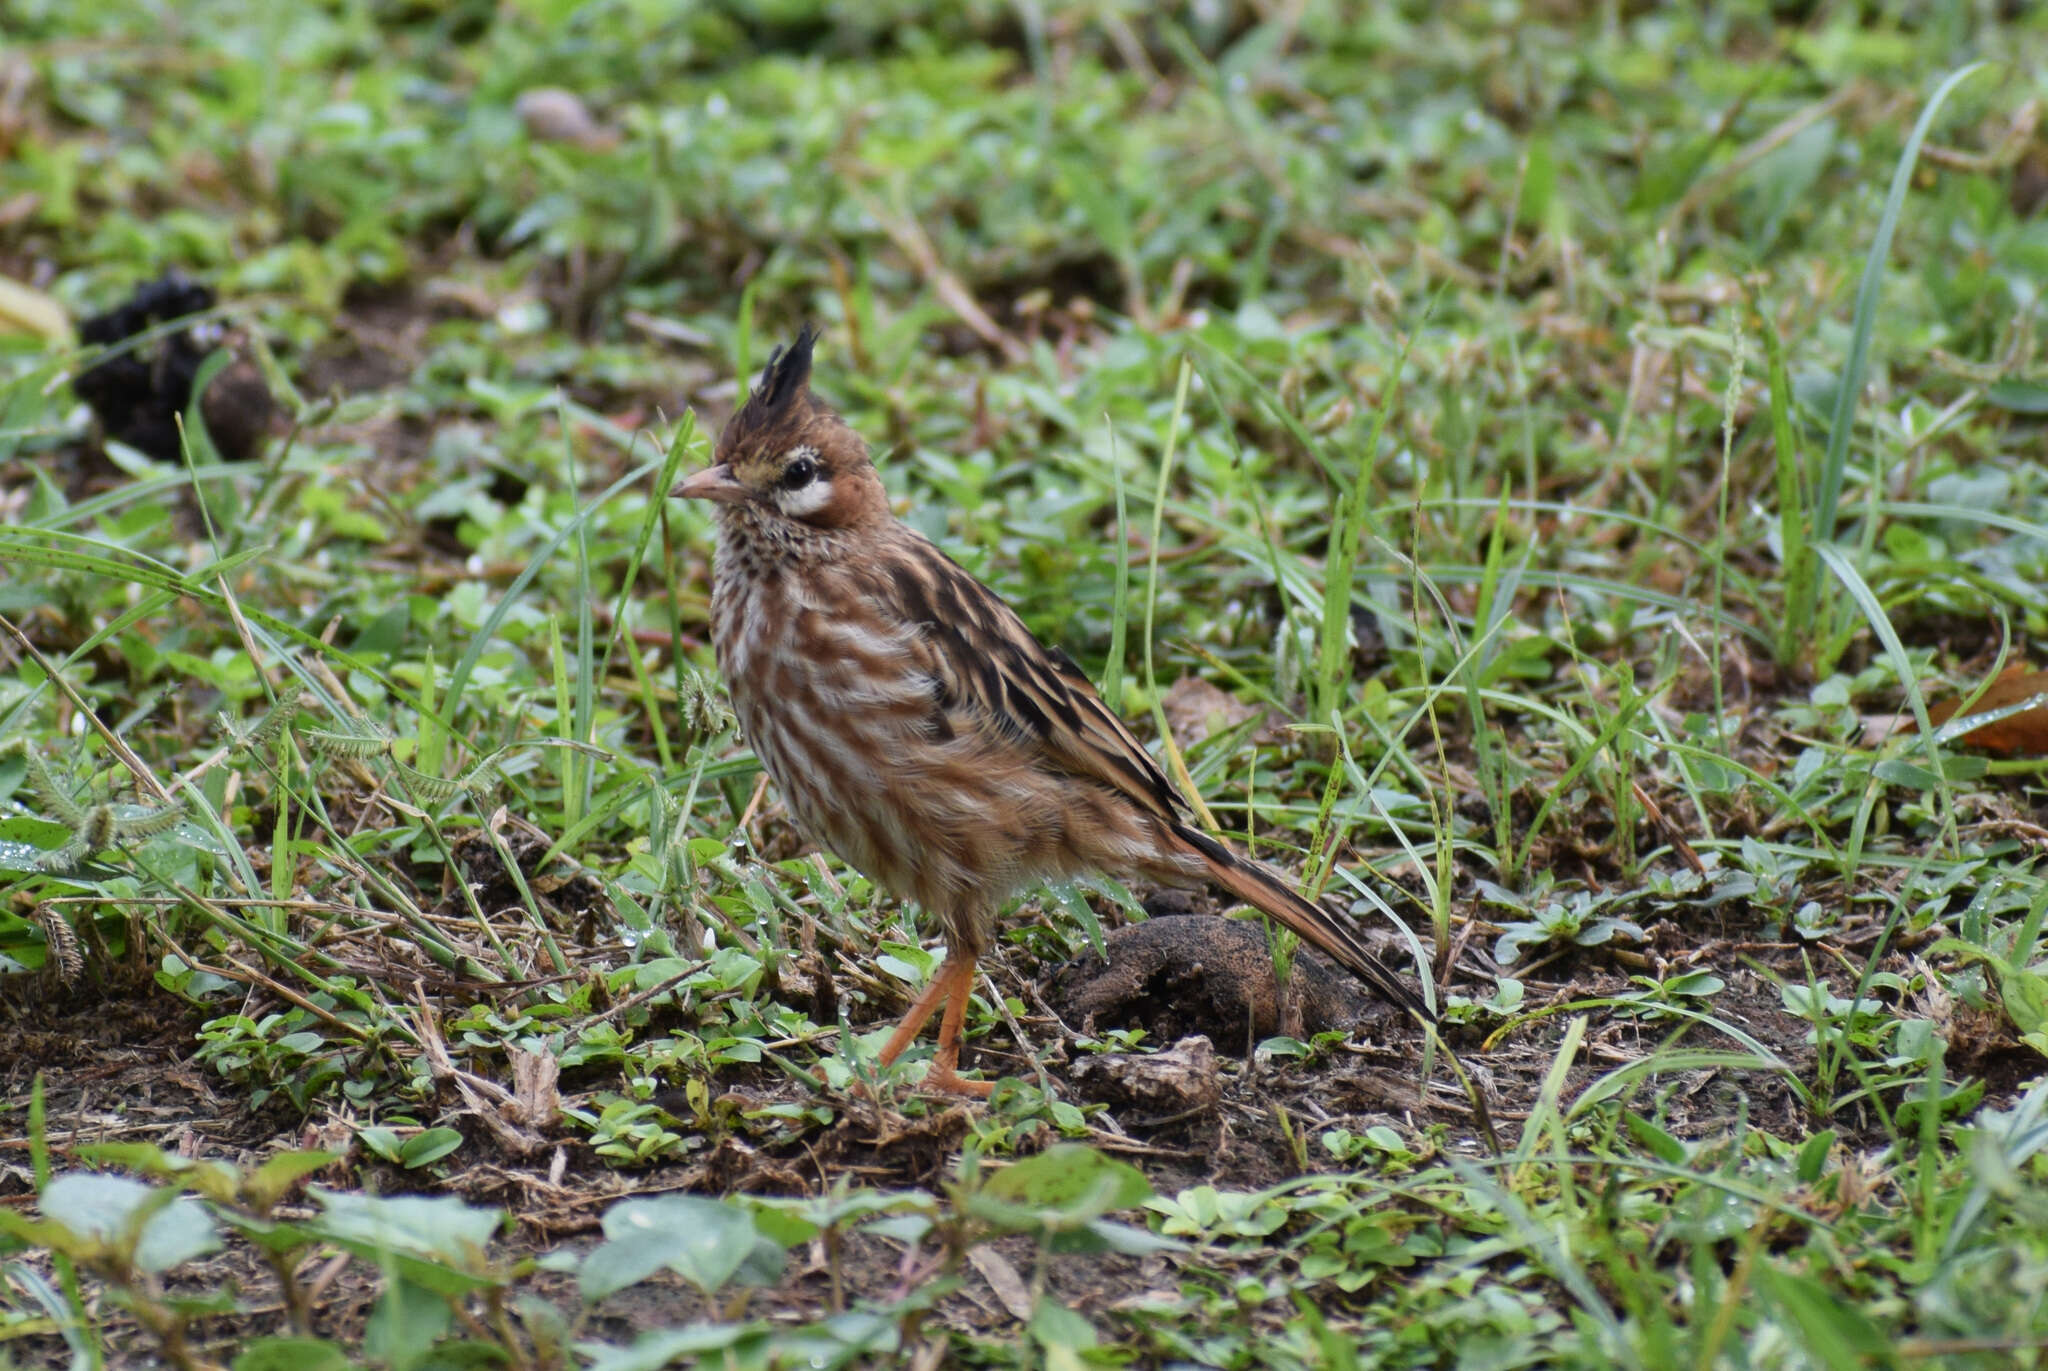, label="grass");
[3,1,2048,1367]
